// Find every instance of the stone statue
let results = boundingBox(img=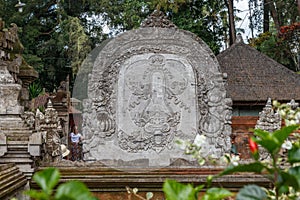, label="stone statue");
[39,100,64,162]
